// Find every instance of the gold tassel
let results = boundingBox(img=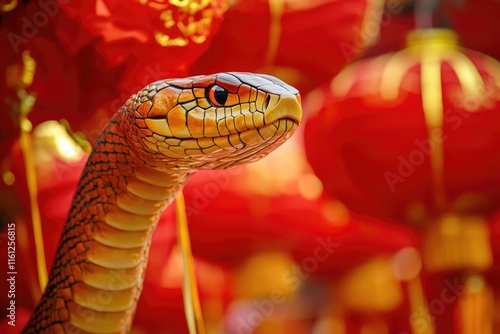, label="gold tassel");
[456,274,493,334]
[423,214,493,273]
[176,192,205,334]
[265,0,284,65]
